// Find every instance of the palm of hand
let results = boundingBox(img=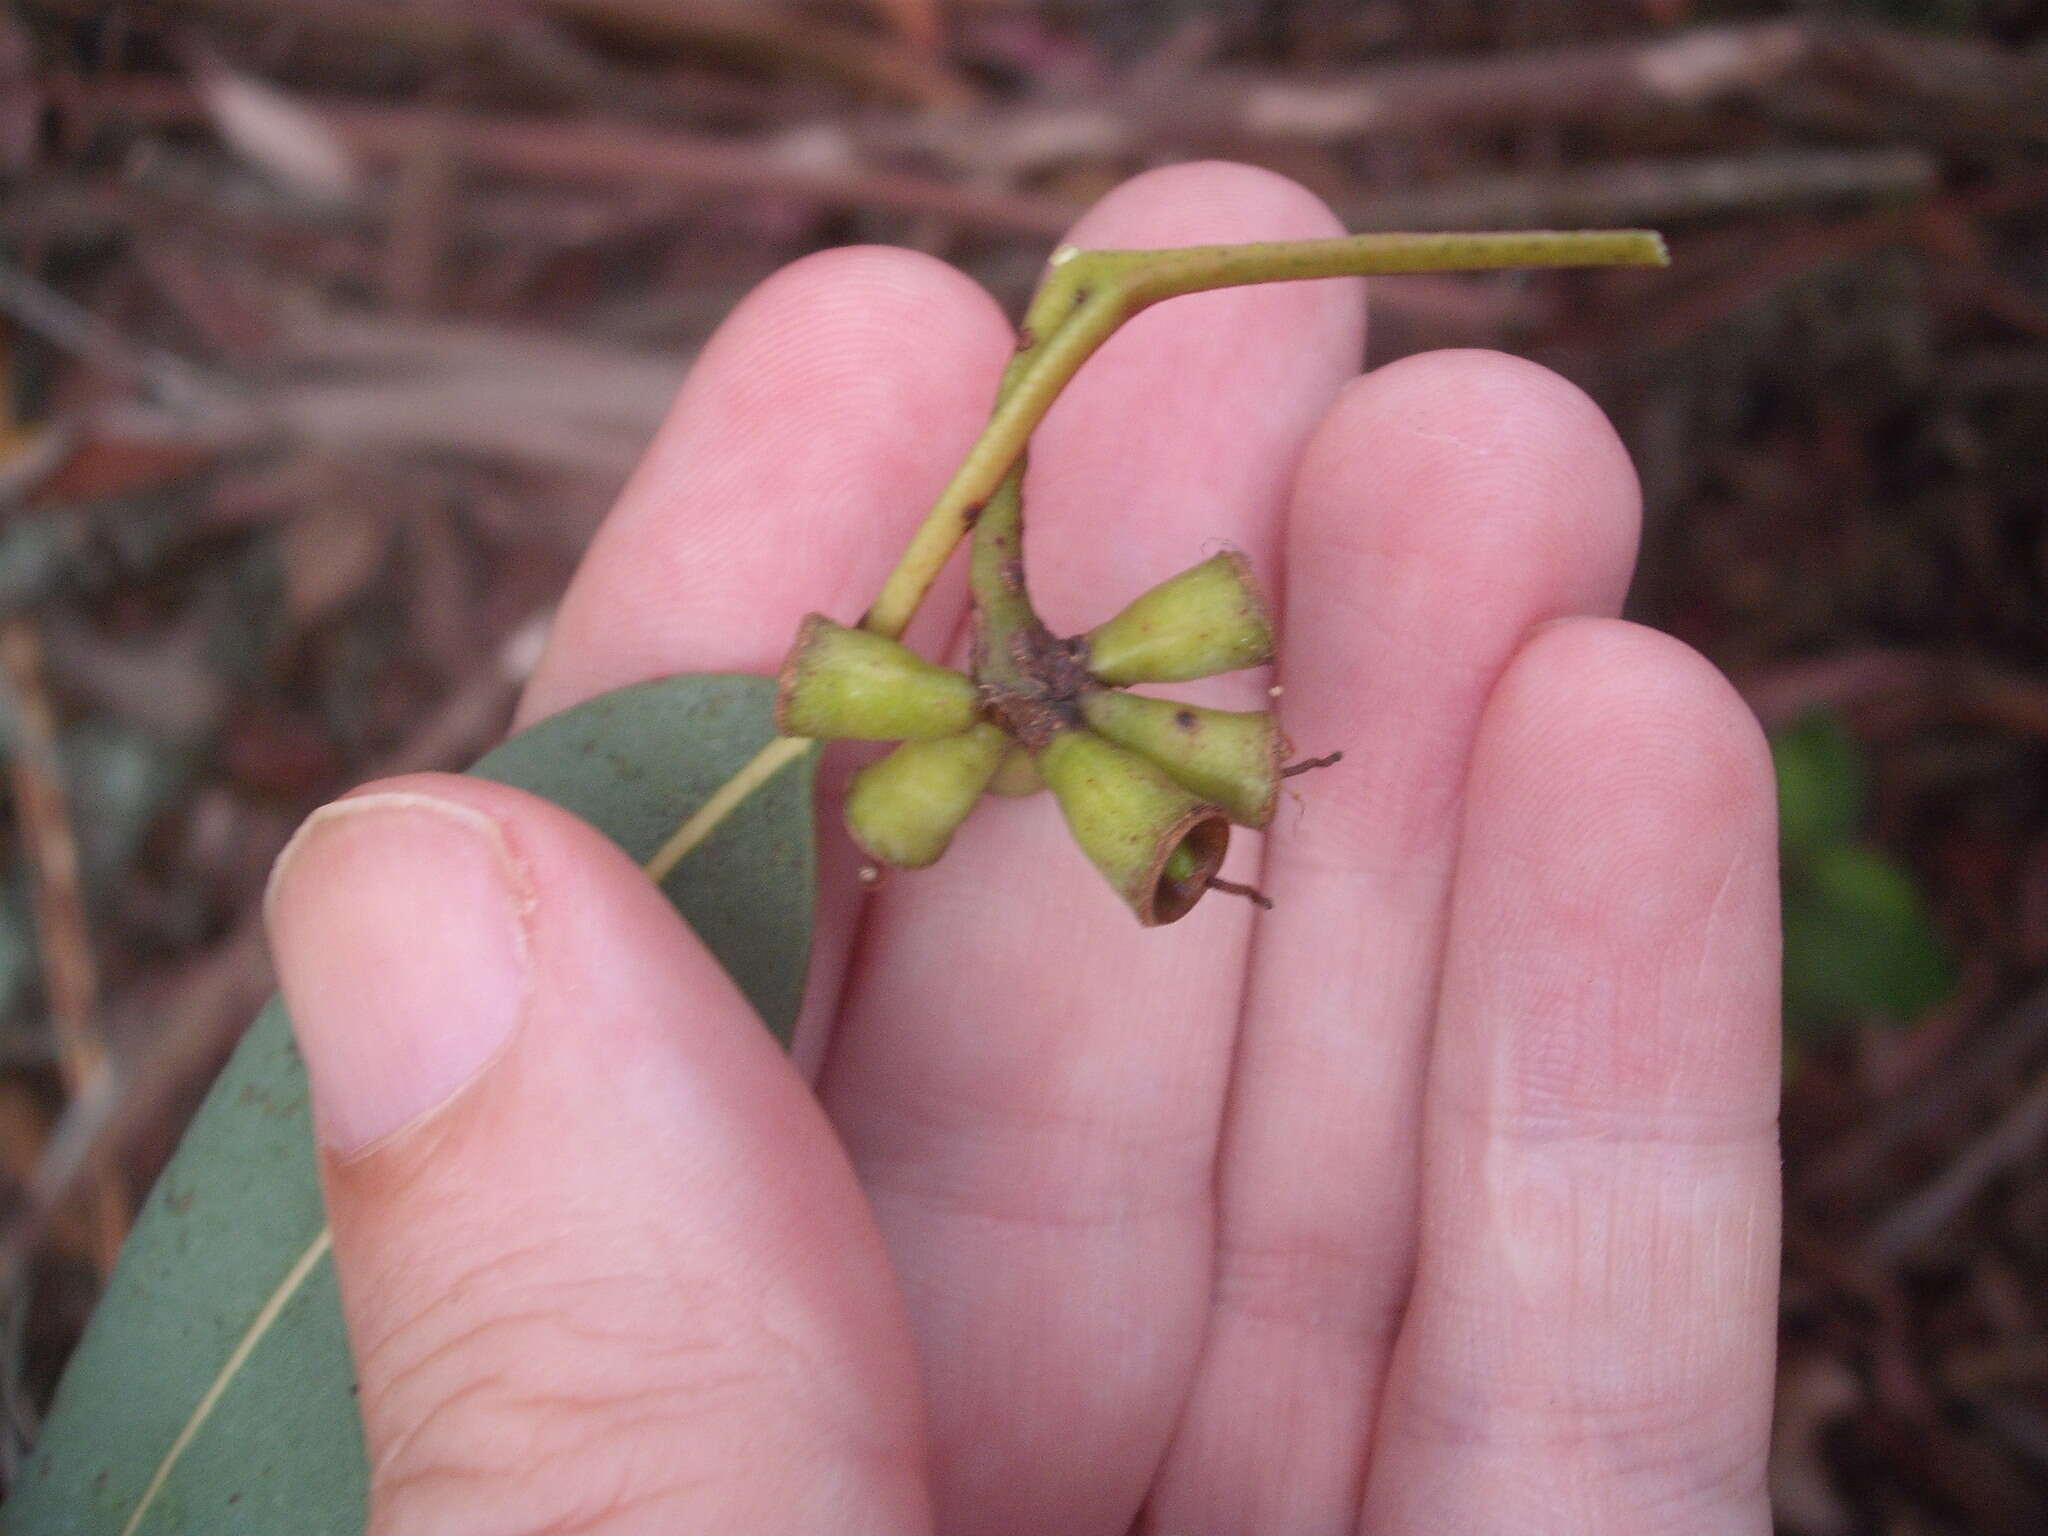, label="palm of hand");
[266,164,1780,1536]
